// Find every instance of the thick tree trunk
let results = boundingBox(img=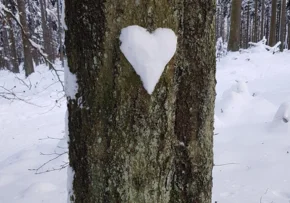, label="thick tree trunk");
[279,0,286,51]
[269,0,277,46]
[17,0,34,76]
[228,0,242,51]
[66,1,215,203]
